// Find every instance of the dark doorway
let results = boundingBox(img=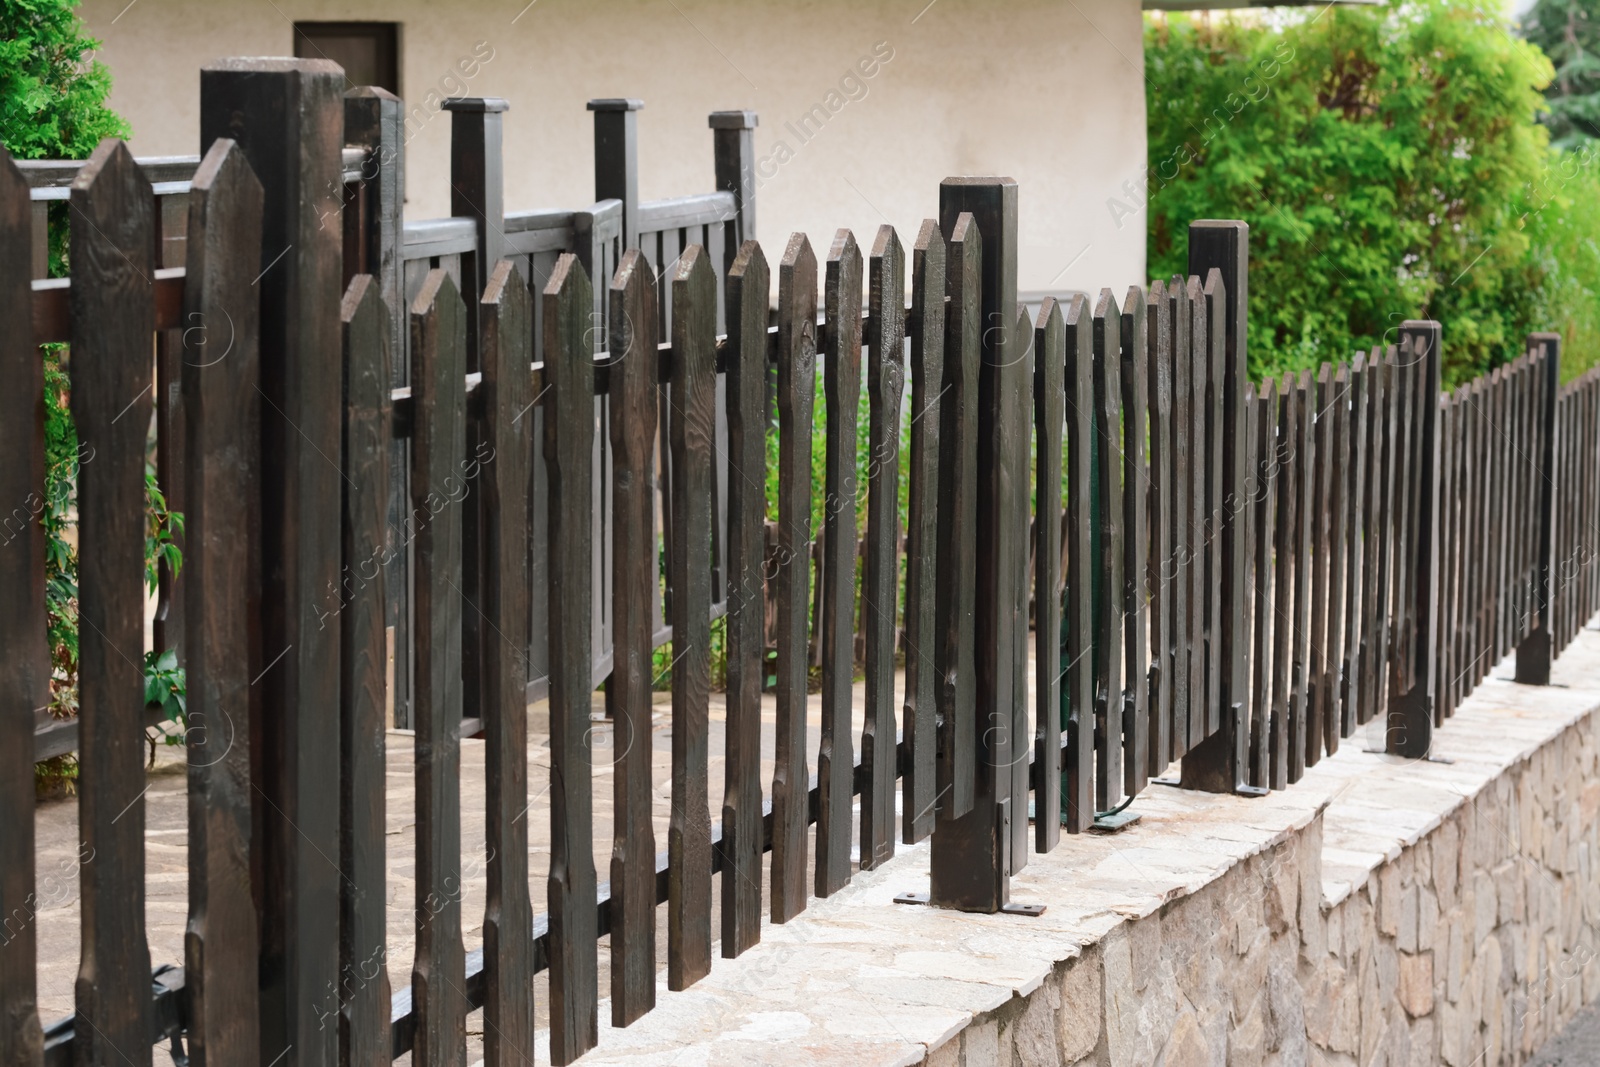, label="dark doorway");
[292,22,400,94]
